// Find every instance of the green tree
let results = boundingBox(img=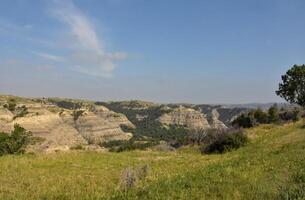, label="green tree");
[276,64,305,107]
